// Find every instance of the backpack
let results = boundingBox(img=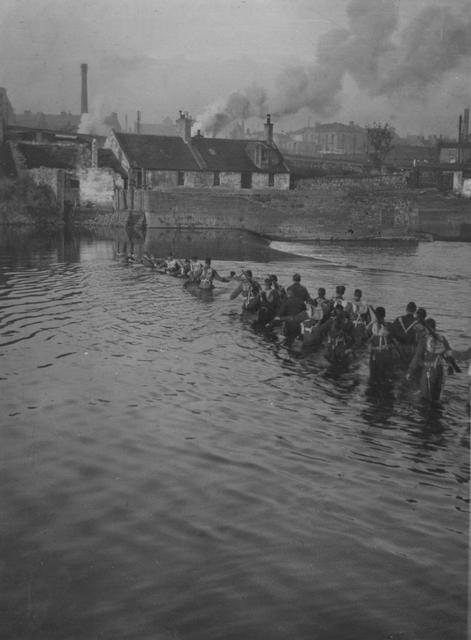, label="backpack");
[425,334,447,356]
